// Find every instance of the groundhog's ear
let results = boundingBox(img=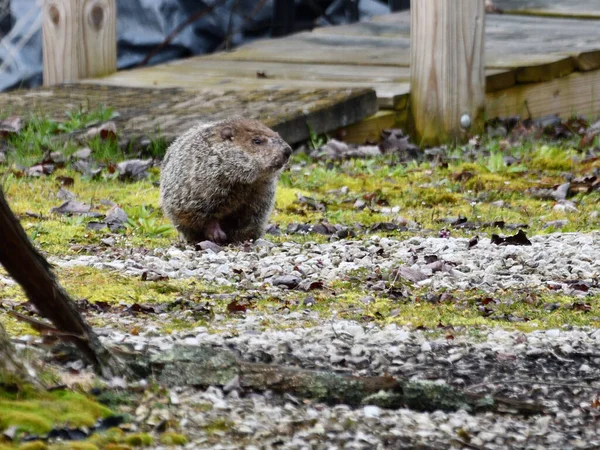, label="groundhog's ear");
[220,126,234,141]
